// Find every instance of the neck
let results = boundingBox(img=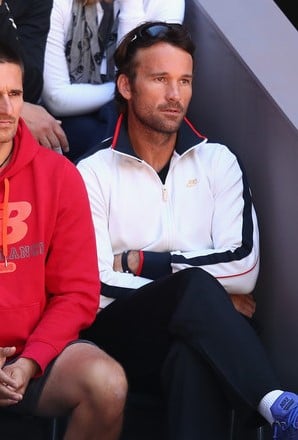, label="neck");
[128,120,177,172]
[0,142,14,170]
